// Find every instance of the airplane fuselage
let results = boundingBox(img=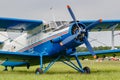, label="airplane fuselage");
[2,21,87,57]
[18,22,87,56]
